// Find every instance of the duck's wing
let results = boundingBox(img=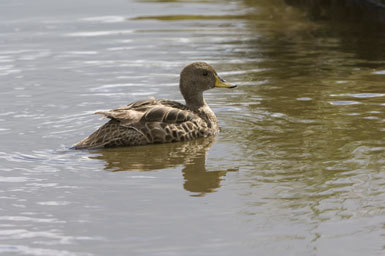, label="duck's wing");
[73,98,207,149]
[95,98,156,124]
[158,99,190,110]
[95,98,197,126]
